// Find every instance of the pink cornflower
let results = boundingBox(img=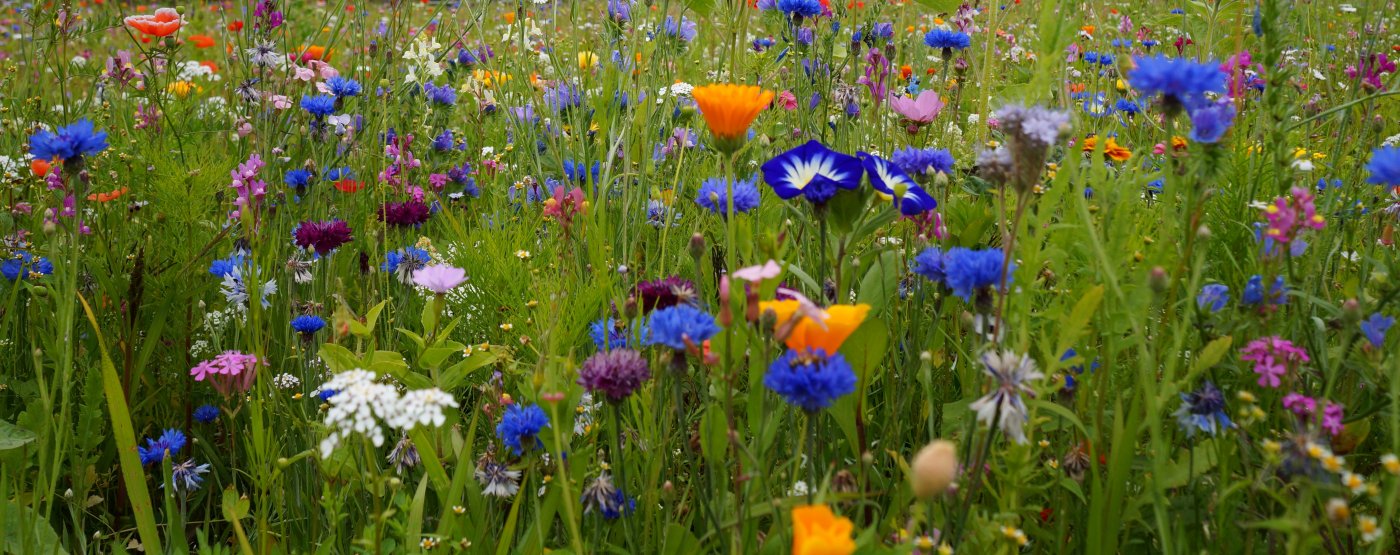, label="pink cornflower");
[1240,336,1309,388]
[1262,186,1325,244]
[190,350,263,396]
